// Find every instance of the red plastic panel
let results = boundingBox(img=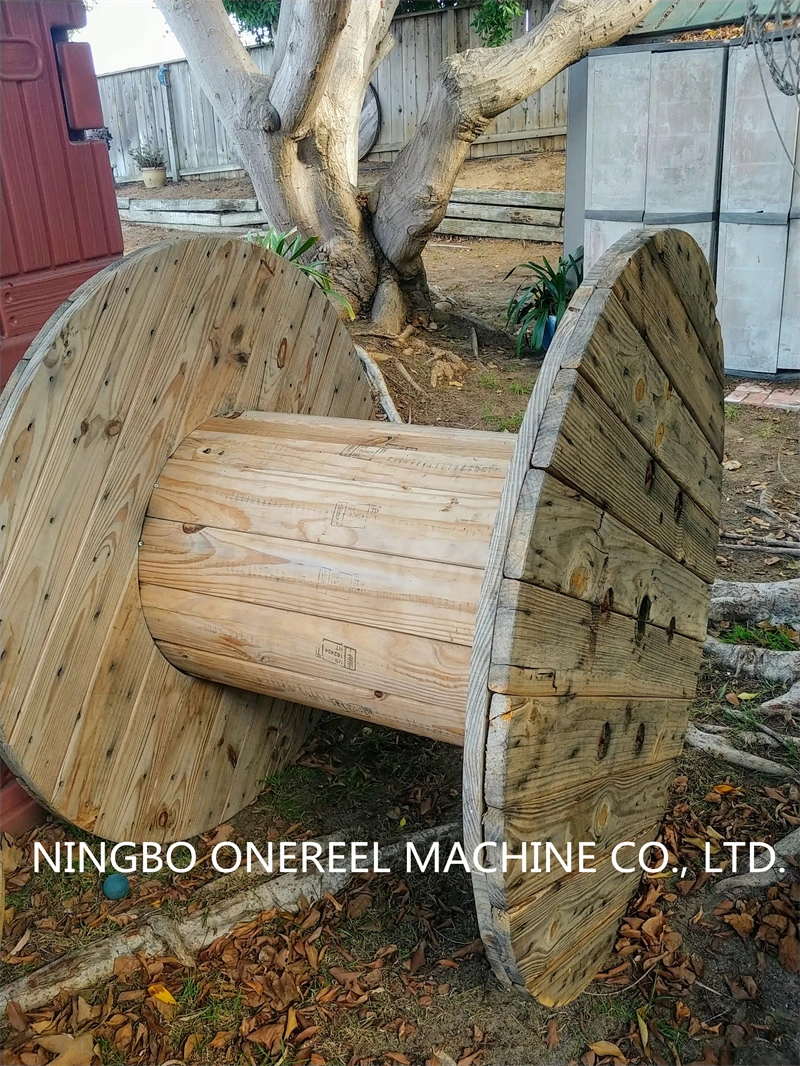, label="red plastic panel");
[56,41,104,129]
[0,0,123,377]
[0,36,42,80]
